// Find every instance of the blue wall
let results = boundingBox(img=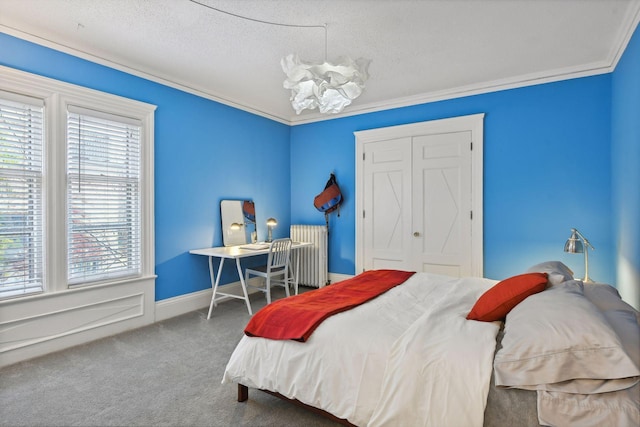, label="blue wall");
[0,33,291,301]
[291,77,614,283]
[612,24,640,306]
[3,24,637,301]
